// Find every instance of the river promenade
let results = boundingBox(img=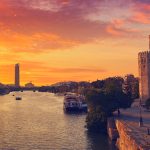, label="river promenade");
[114,100,150,150]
